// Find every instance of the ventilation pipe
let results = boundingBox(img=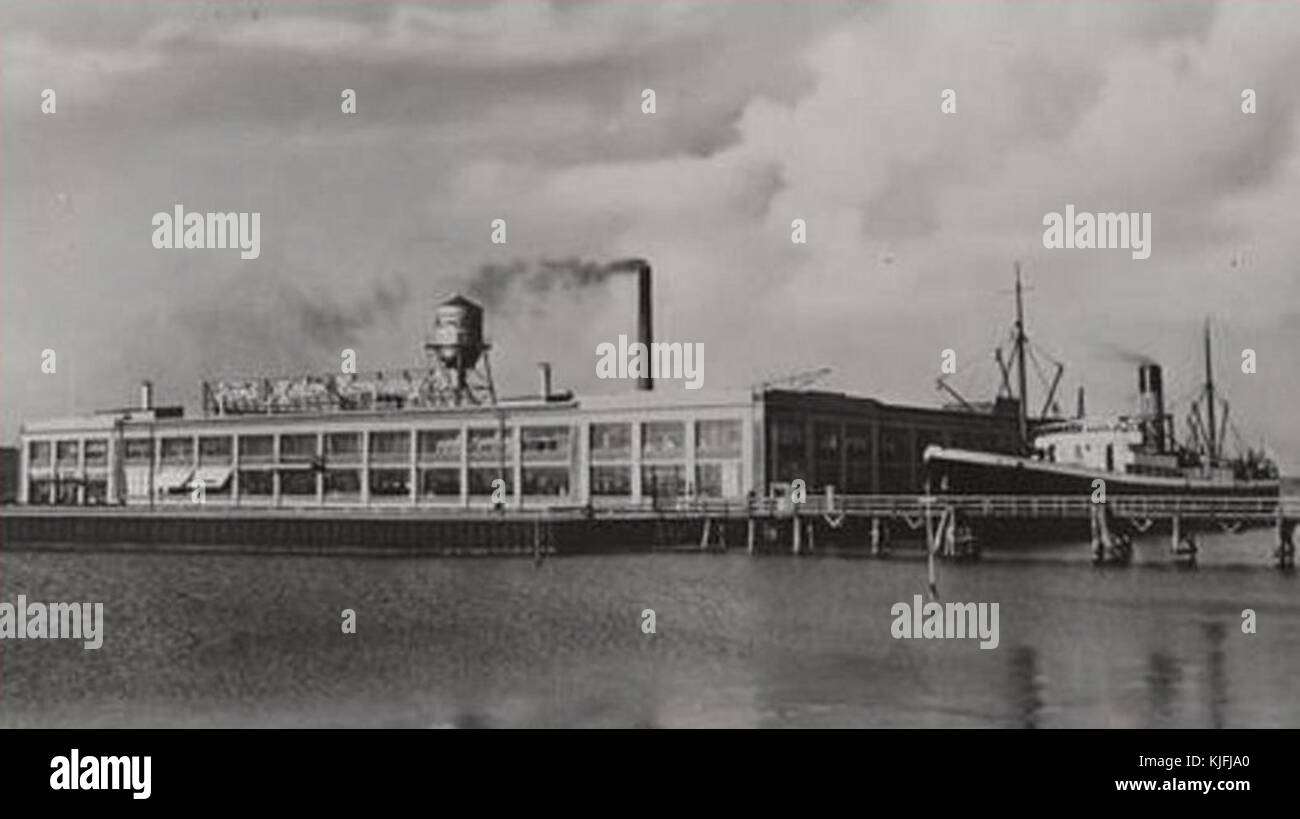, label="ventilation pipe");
[537,362,552,401]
